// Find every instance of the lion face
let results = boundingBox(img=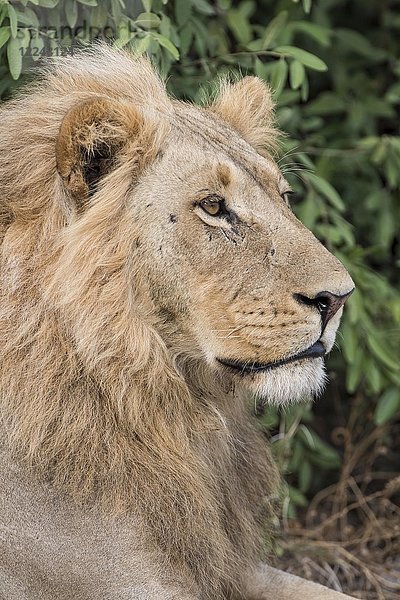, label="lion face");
[55,59,353,406]
[138,118,353,405]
